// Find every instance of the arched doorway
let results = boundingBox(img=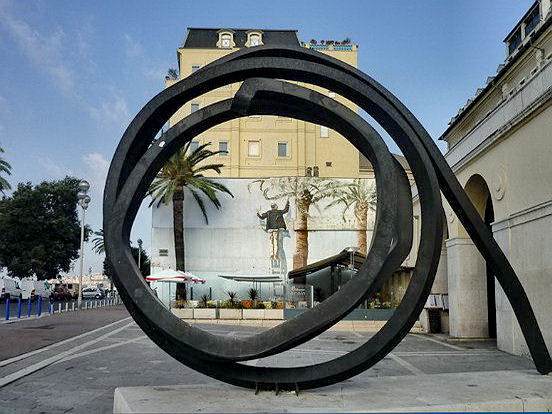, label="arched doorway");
[447,174,496,338]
